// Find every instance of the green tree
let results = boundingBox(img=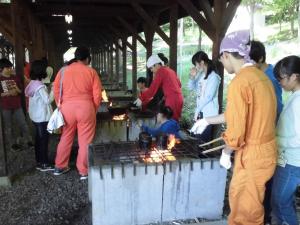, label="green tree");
[266,0,298,34]
[242,0,265,38]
